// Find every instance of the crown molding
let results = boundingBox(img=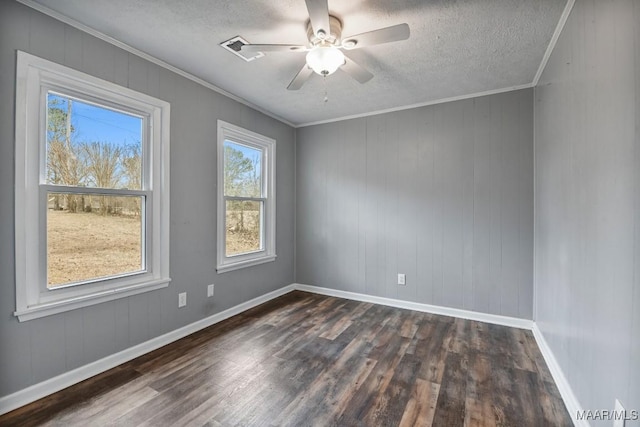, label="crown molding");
[532,0,576,86]
[15,0,295,128]
[16,0,575,130]
[295,83,534,128]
